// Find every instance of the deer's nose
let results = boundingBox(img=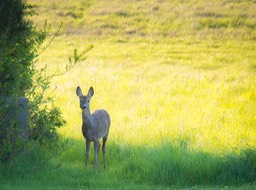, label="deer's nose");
[81,105,87,109]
